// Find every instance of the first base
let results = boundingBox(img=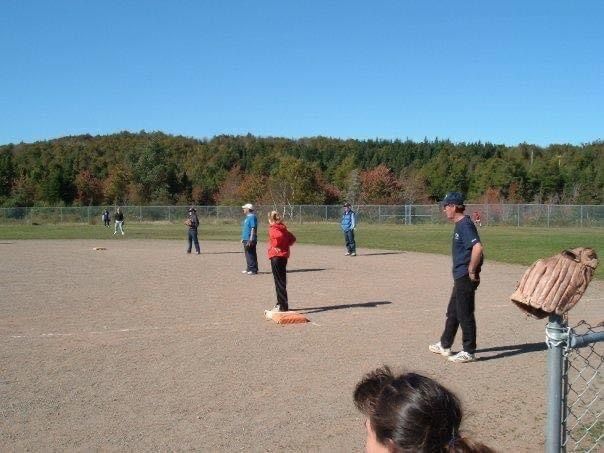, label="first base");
[264,310,310,325]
